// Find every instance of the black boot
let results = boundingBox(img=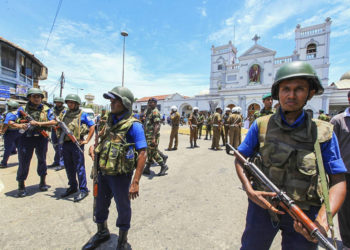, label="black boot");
[158,151,168,164]
[143,163,151,175]
[158,164,168,176]
[17,181,27,198]
[61,186,78,198]
[39,175,49,191]
[190,142,193,148]
[194,142,199,148]
[116,229,128,250]
[82,222,110,250]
